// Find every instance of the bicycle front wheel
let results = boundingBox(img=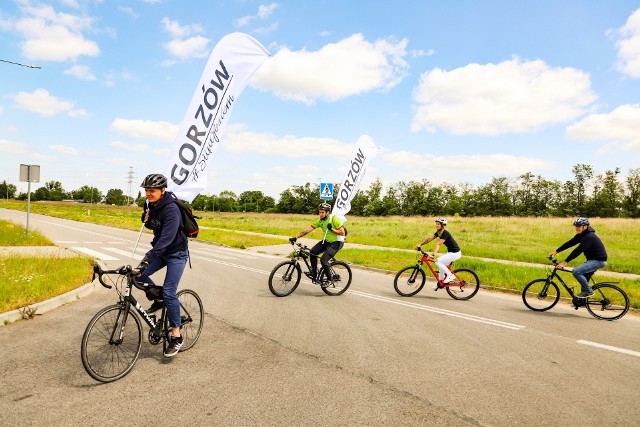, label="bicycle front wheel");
[177,289,204,351]
[81,304,142,383]
[394,266,426,297]
[586,283,630,321]
[268,261,301,297]
[320,261,353,295]
[522,279,560,311]
[447,268,480,300]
